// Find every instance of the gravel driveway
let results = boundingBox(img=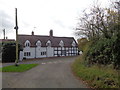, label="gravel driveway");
[2,56,88,88]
